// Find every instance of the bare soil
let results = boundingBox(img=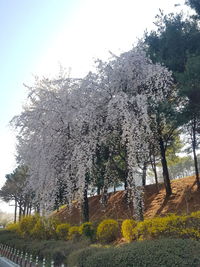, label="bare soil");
[53,175,200,224]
